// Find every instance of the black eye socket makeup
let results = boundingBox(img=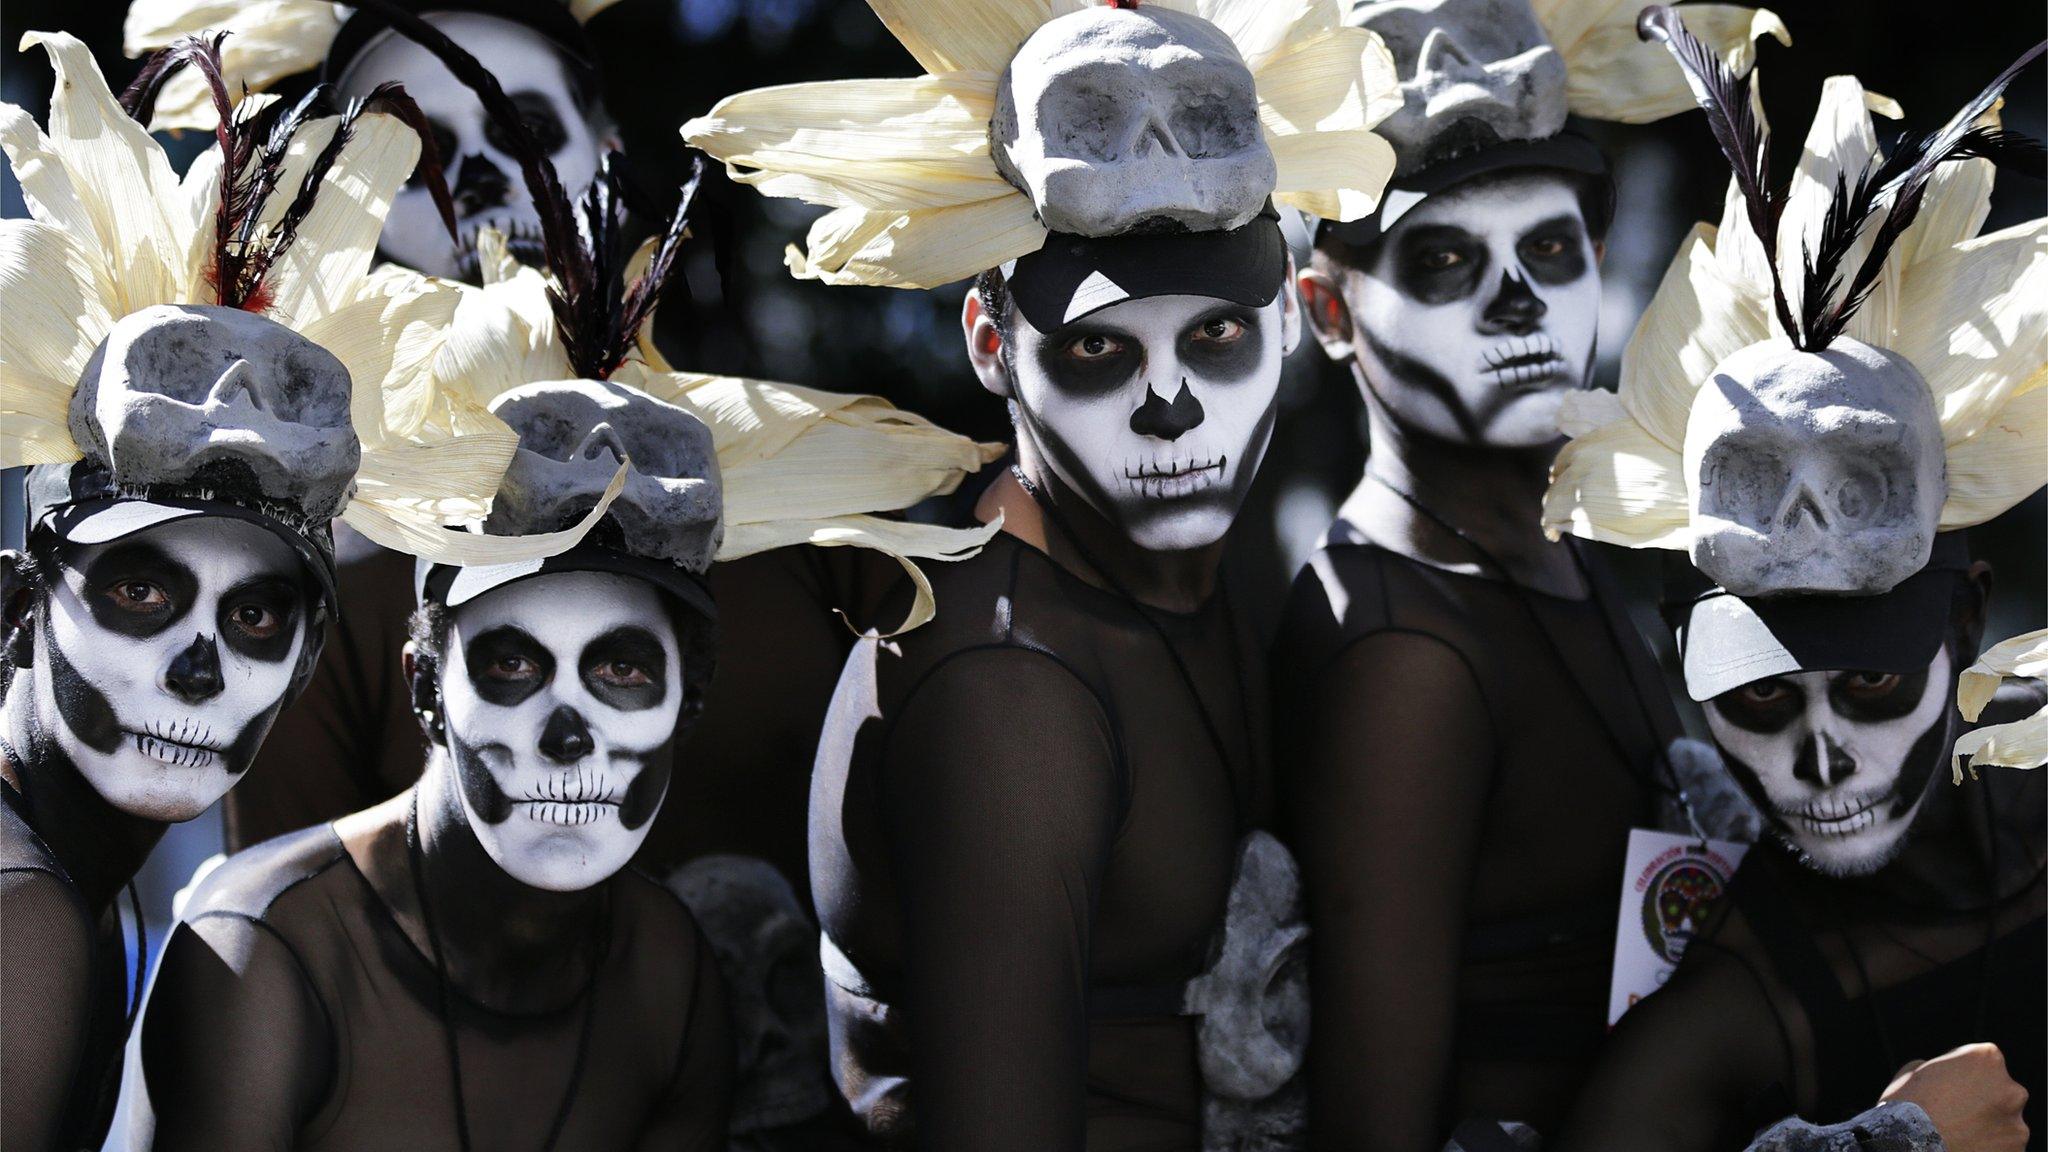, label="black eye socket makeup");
[1176,307,1262,380]
[78,542,197,638]
[1391,224,1488,304]
[1711,677,1807,734]
[1828,668,1931,723]
[580,626,669,711]
[464,625,556,705]
[489,91,570,155]
[217,577,305,662]
[1035,323,1143,394]
[1516,214,1590,286]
